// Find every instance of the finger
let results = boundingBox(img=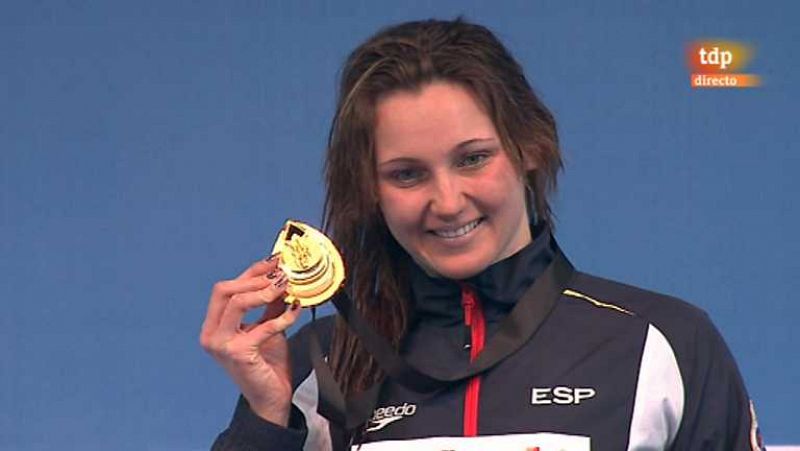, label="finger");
[237,253,281,279]
[217,274,289,336]
[246,300,303,344]
[201,275,273,340]
[263,289,291,321]
[239,295,291,333]
[255,295,289,323]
